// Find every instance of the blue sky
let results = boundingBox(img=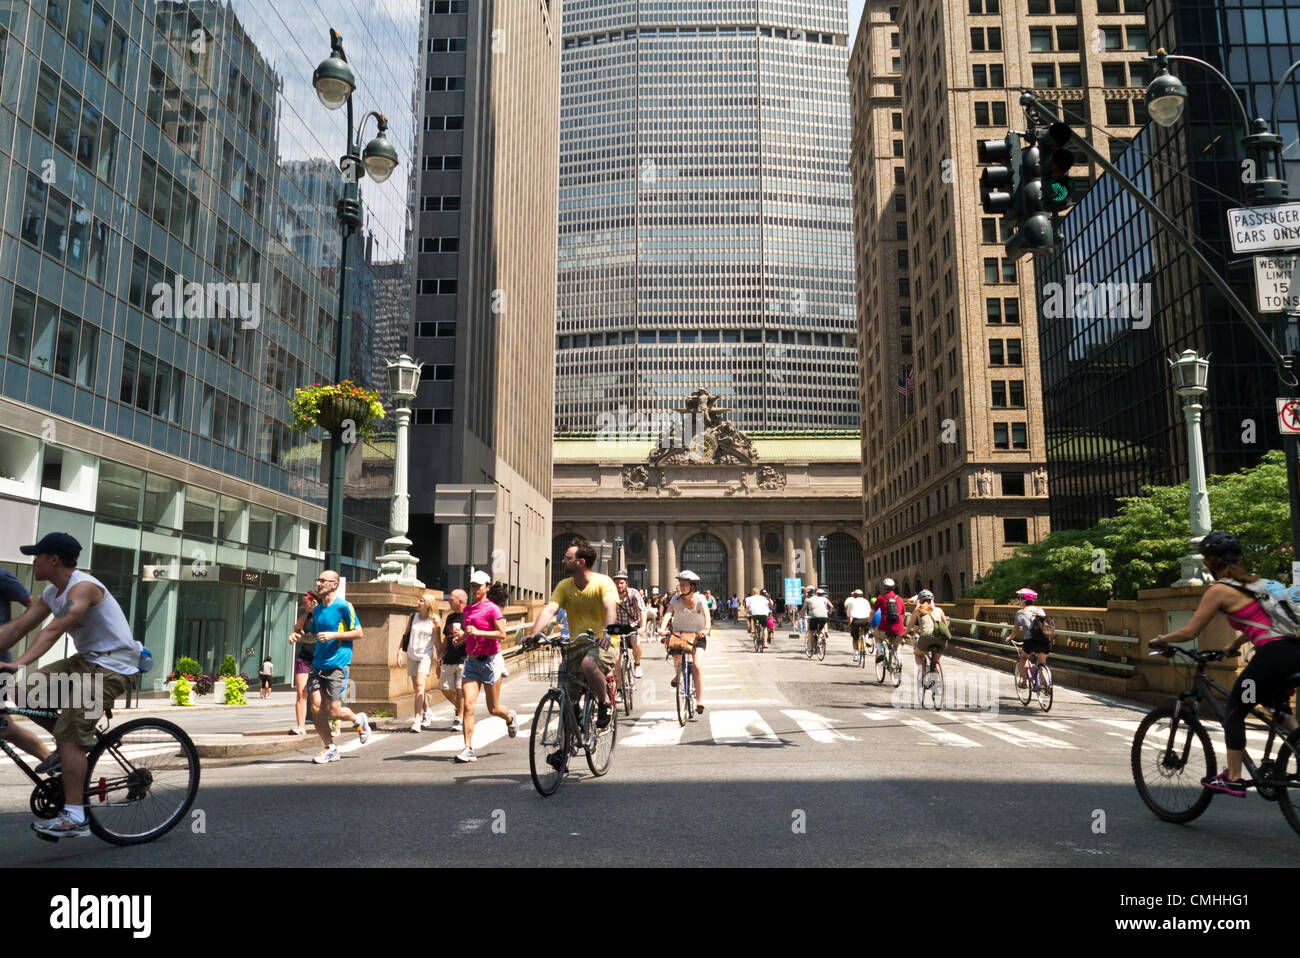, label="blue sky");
[849,0,866,45]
